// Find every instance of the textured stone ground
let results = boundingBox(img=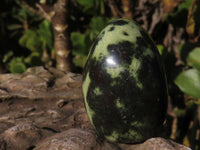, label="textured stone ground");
[0,66,191,150]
